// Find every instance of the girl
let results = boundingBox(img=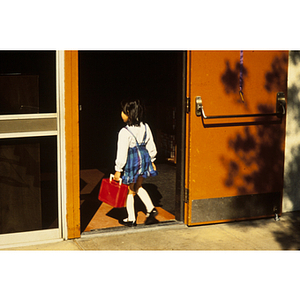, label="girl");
[114,98,158,227]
